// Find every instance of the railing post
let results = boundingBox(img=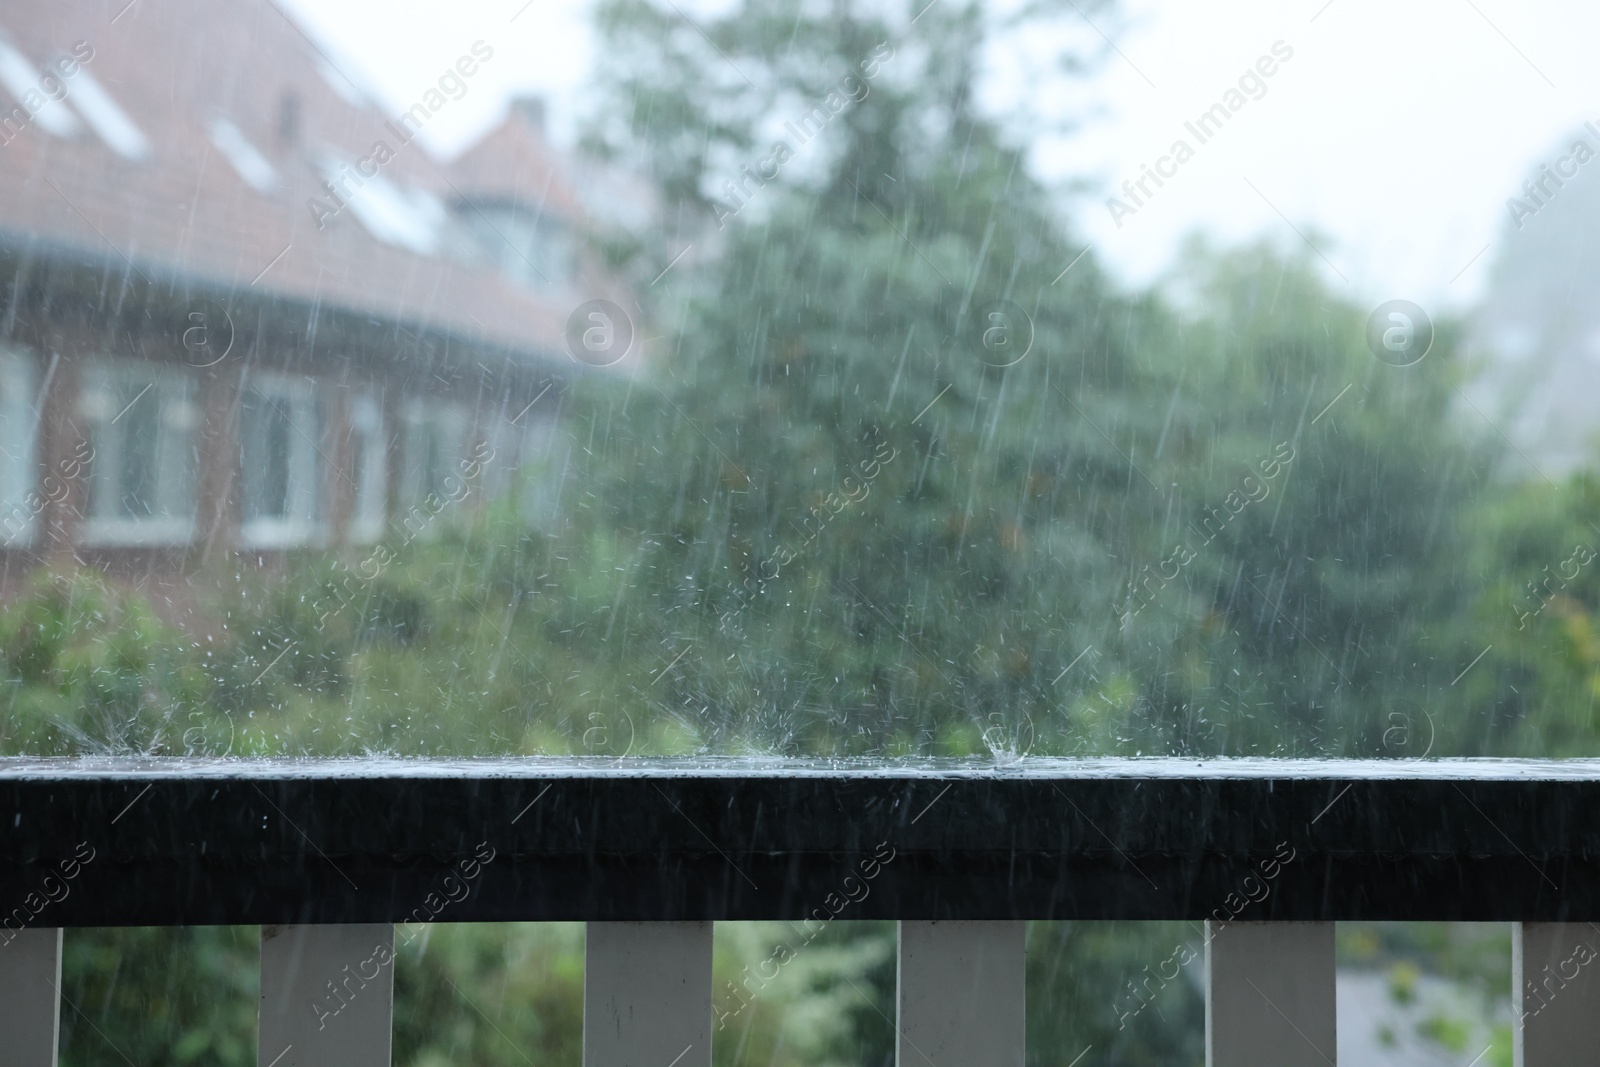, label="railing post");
[896,920,1026,1067]
[259,923,394,1067]
[584,922,712,1067]
[0,927,62,1066]
[1205,921,1335,1067]
[1514,922,1600,1065]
